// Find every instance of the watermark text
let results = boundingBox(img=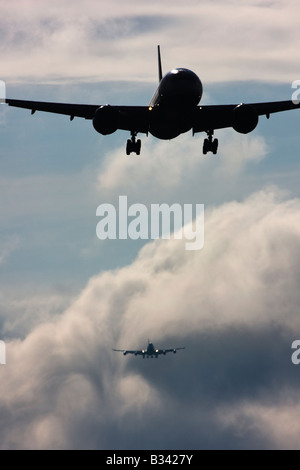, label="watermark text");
[96,196,204,251]
[291,340,300,365]
[291,80,300,105]
[0,340,6,365]
[0,80,6,103]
